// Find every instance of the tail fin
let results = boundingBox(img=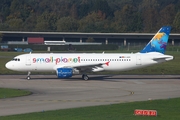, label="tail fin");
[140,26,171,54]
